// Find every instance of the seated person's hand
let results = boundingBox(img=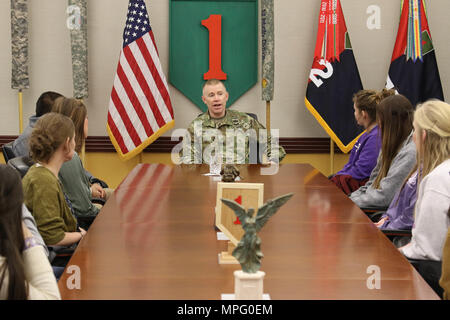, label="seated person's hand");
[79,227,87,238]
[374,217,388,228]
[90,183,105,199]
